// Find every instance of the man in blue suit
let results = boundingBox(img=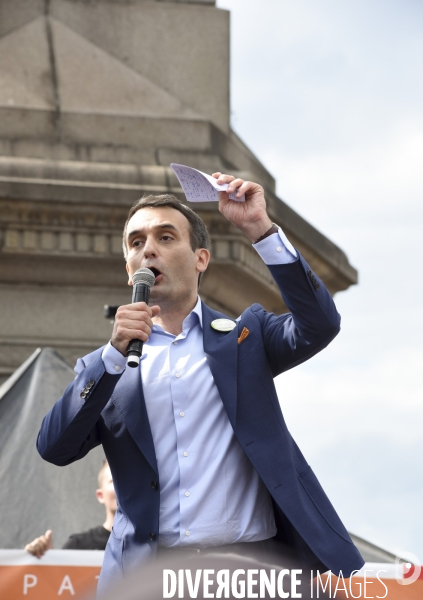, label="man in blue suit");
[37,173,364,591]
